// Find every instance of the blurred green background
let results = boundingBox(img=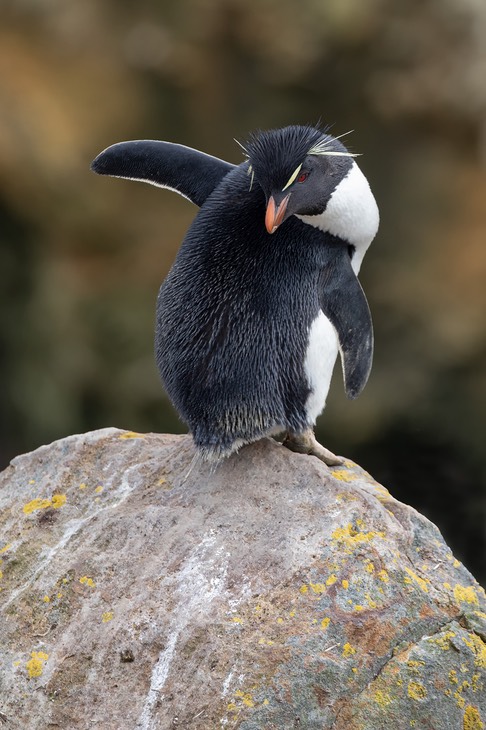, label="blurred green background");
[1,0,485,583]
